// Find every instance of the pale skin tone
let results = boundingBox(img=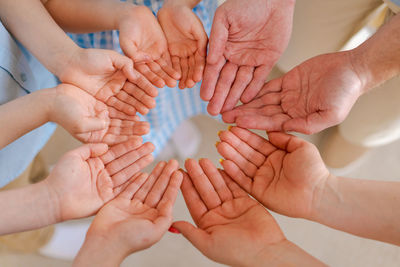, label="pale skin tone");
[0,0,157,116]
[172,158,324,267]
[158,0,208,89]
[42,0,180,88]
[74,160,183,267]
[0,84,150,148]
[201,0,295,116]
[0,140,154,235]
[223,12,400,134]
[217,127,400,246]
